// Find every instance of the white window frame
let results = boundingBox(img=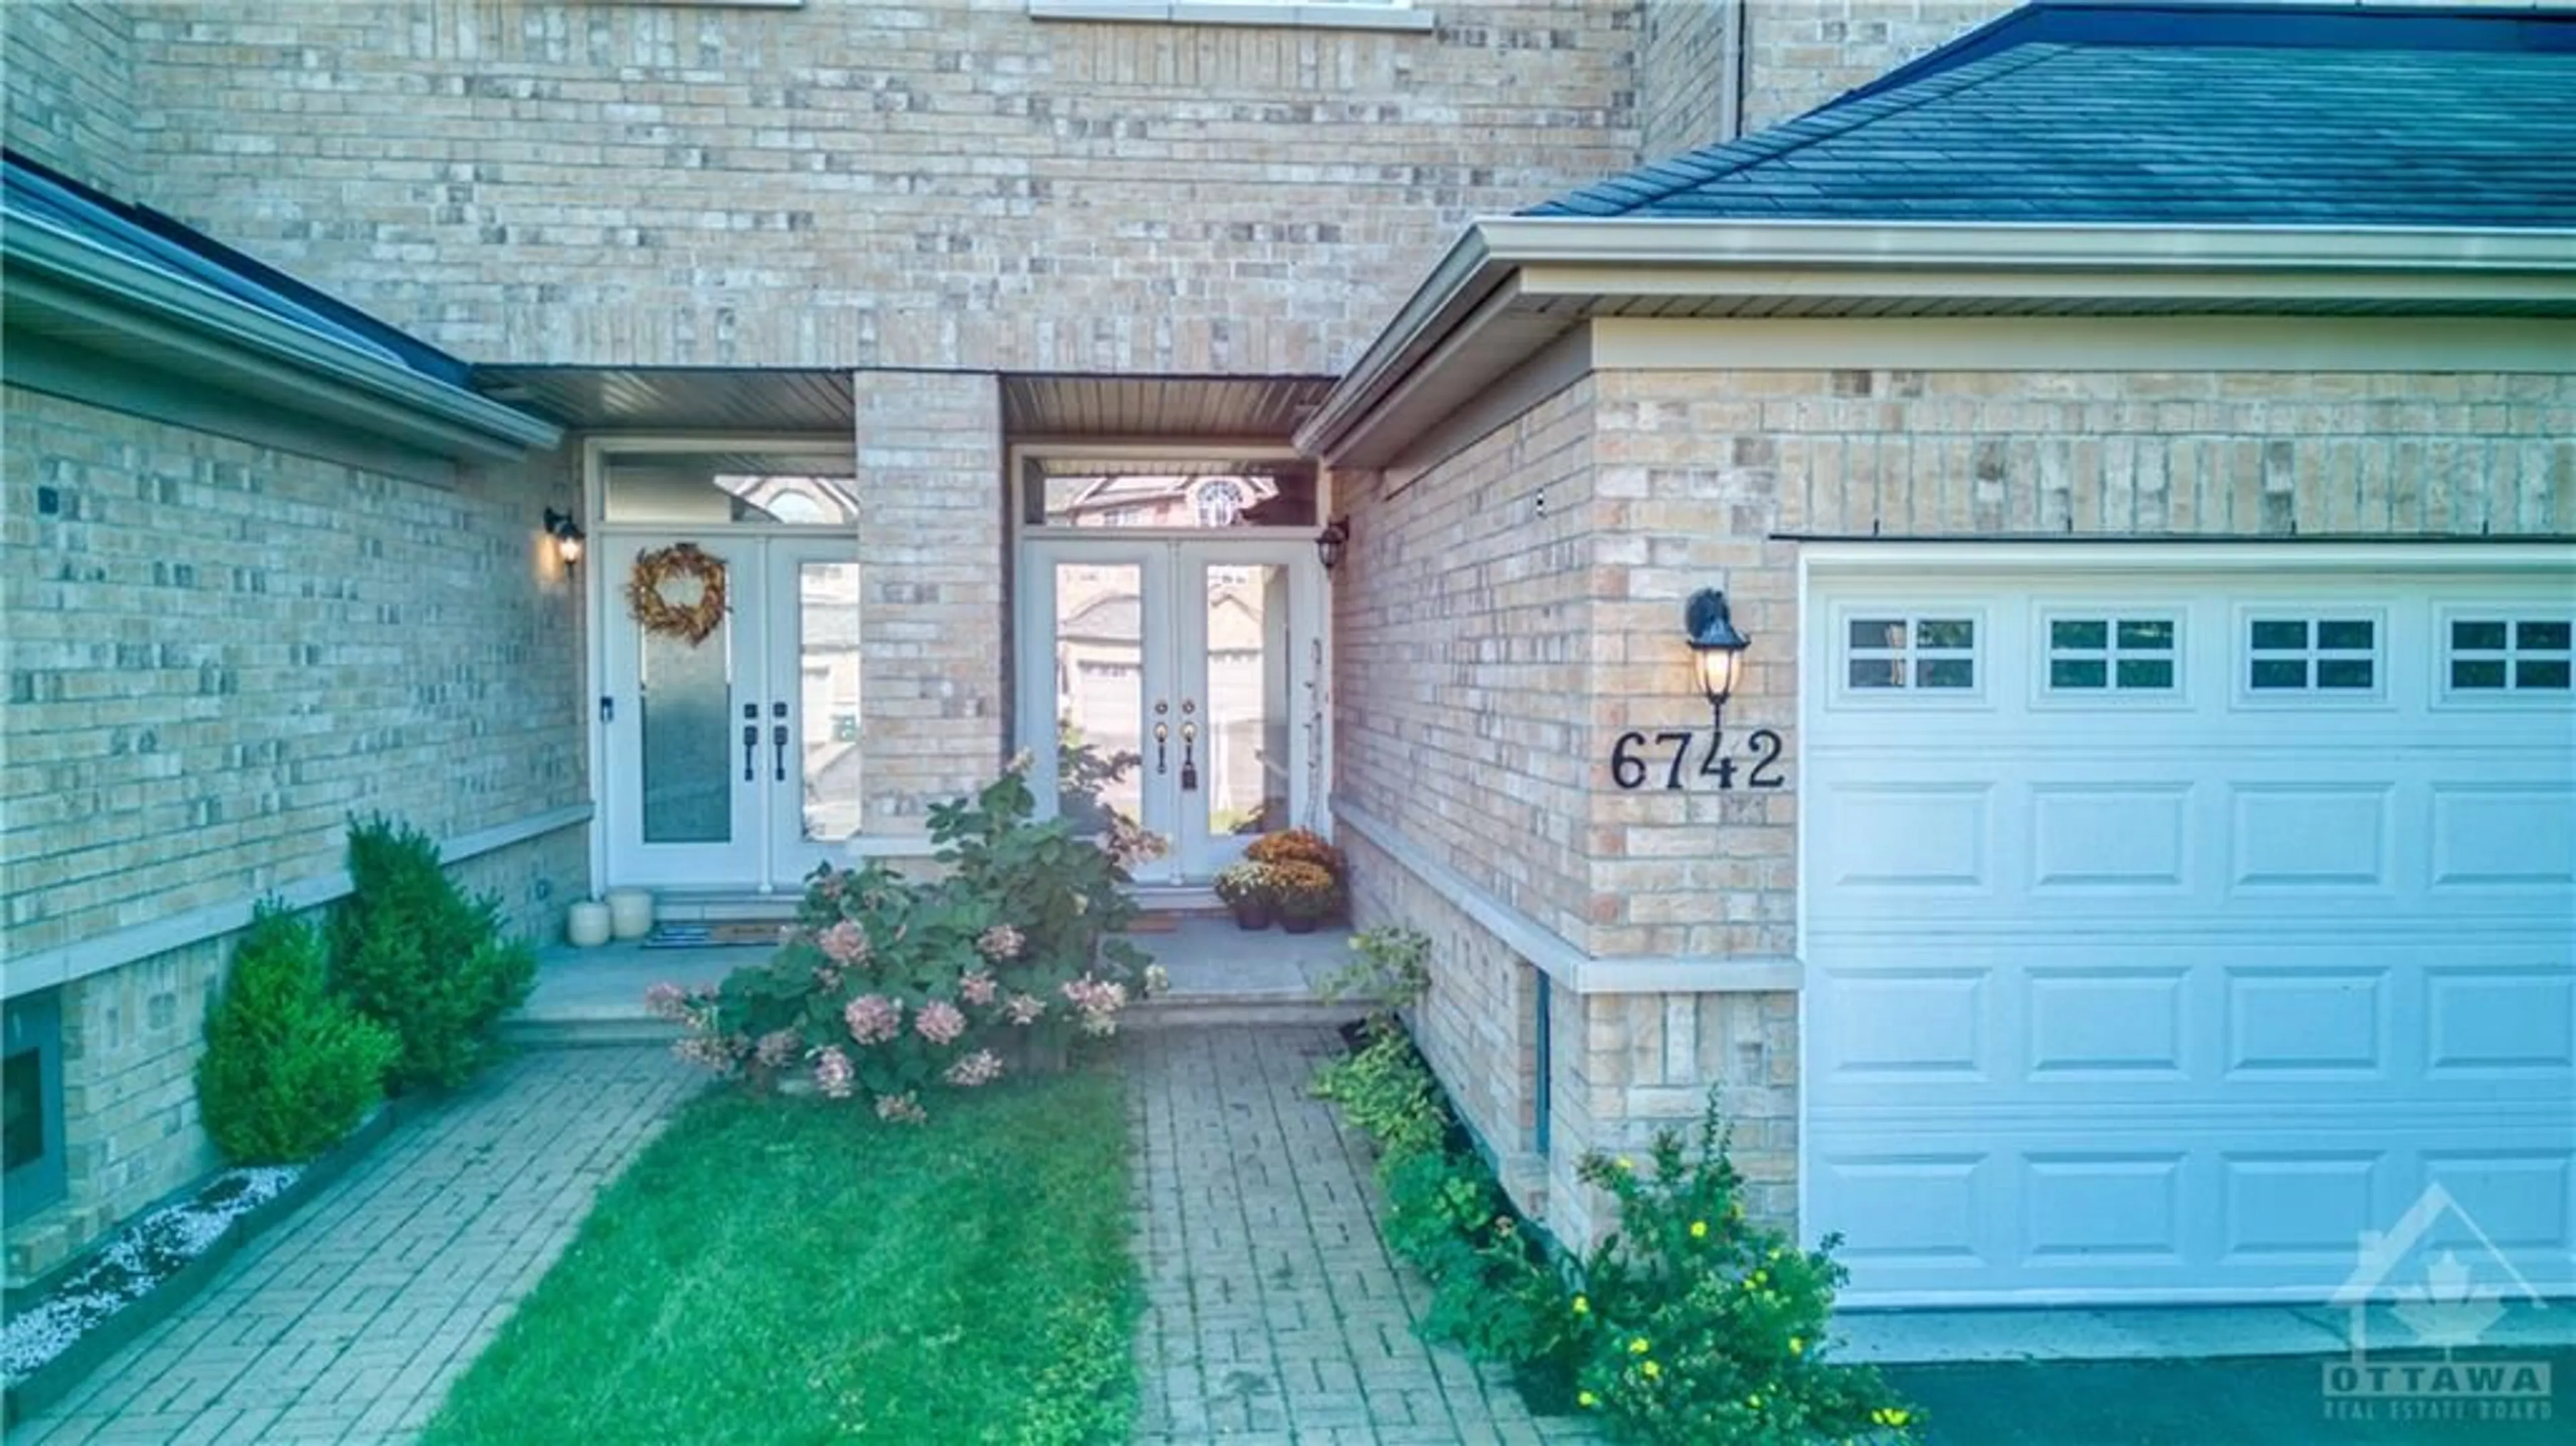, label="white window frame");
[1028,1,1434,32]
[1830,606,1987,706]
[2437,608,2575,703]
[2037,609,2185,702]
[2236,607,2387,705]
